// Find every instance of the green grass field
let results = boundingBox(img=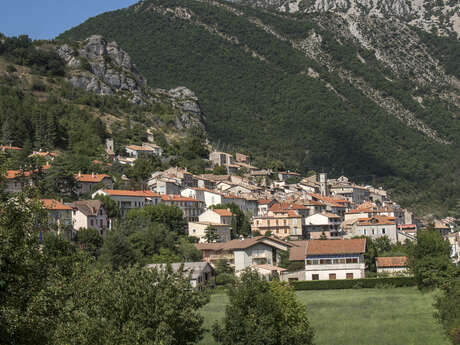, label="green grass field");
[199,287,450,345]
